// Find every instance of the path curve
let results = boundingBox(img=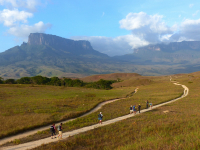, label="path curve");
[1,81,189,150]
[0,88,138,146]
